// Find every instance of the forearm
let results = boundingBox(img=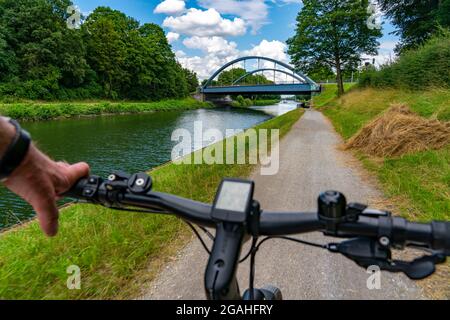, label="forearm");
[0,117,16,157]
